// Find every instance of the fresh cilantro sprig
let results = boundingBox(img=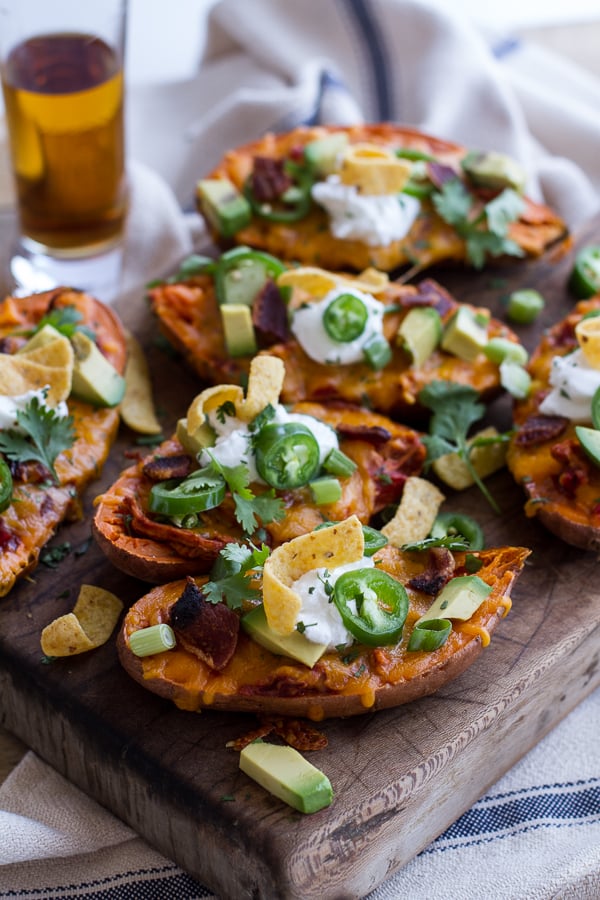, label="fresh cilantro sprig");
[0,394,75,482]
[432,179,525,269]
[215,400,237,425]
[418,380,505,513]
[401,534,470,553]
[31,306,95,341]
[207,455,285,534]
[203,542,270,608]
